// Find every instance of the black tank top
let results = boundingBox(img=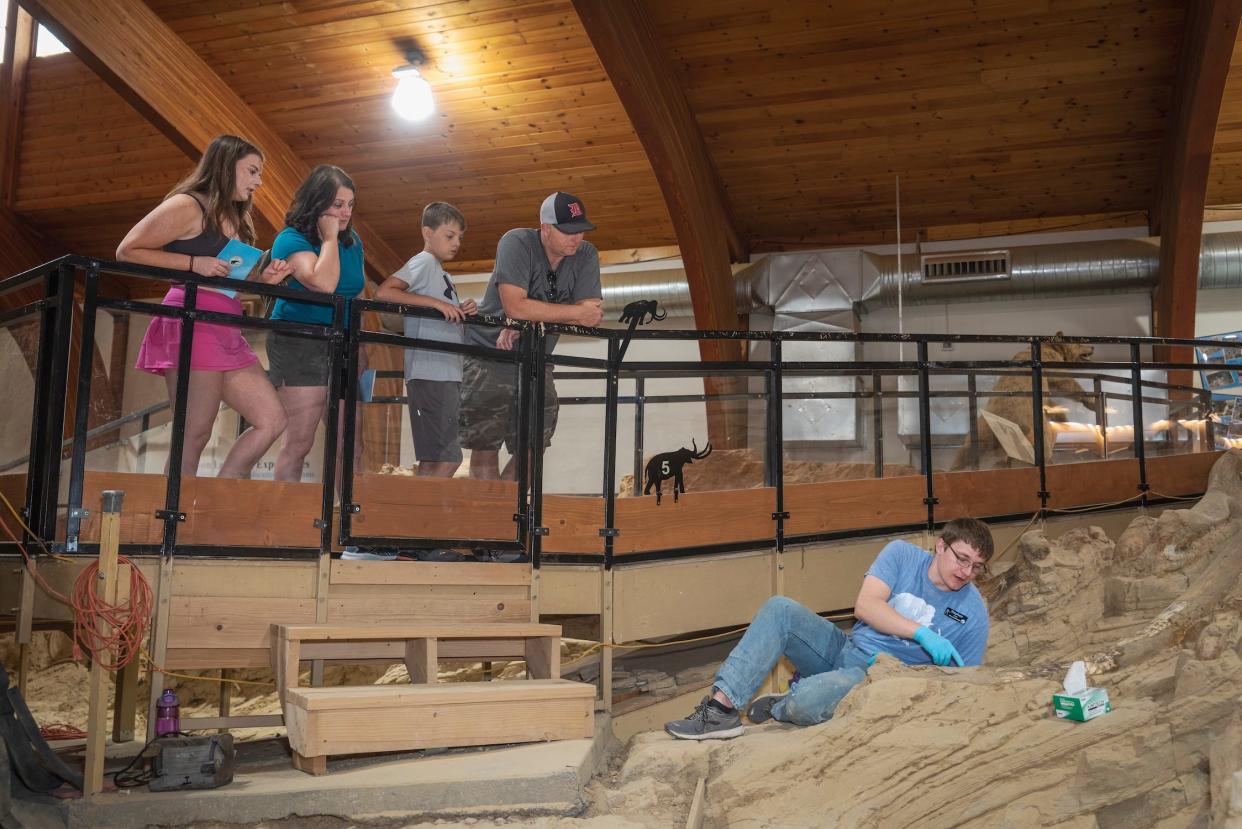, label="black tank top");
[161,194,230,259]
